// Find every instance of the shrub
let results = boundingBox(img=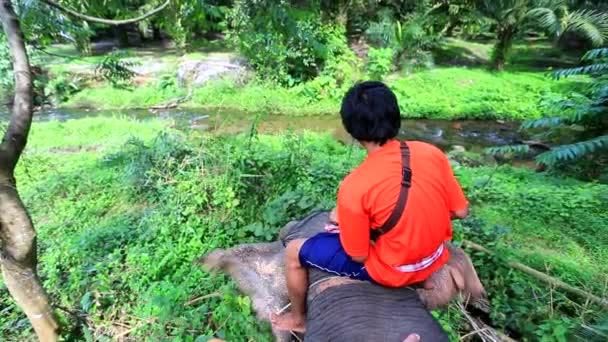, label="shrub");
[95,50,139,88]
[366,47,393,80]
[228,2,354,86]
